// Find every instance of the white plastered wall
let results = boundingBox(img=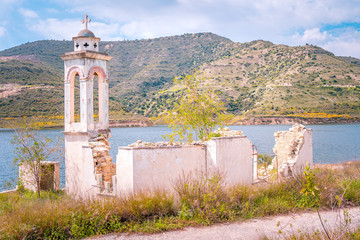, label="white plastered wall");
[64,133,98,199]
[293,129,313,174]
[116,145,206,195]
[116,136,254,195]
[206,136,253,185]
